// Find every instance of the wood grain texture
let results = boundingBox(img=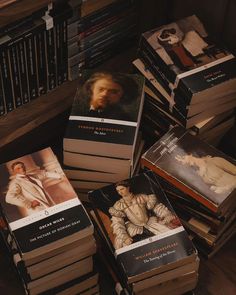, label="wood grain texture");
[0,0,52,28]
